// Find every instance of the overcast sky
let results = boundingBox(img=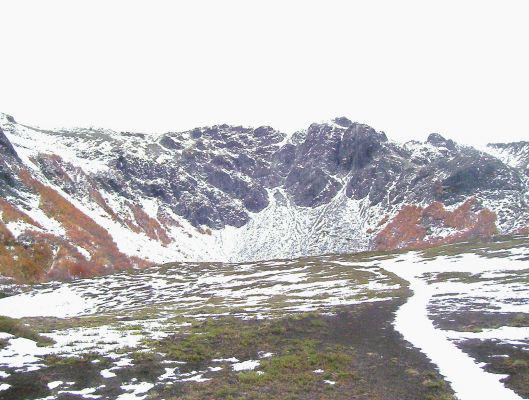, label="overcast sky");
[0,1,528,145]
